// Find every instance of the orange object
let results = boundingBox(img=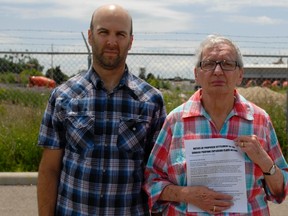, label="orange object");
[271,80,280,87]
[261,80,271,88]
[245,79,256,88]
[29,76,56,88]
